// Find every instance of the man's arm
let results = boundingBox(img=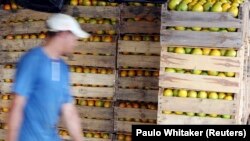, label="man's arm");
[6,94,26,141]
[61,103,82,141]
